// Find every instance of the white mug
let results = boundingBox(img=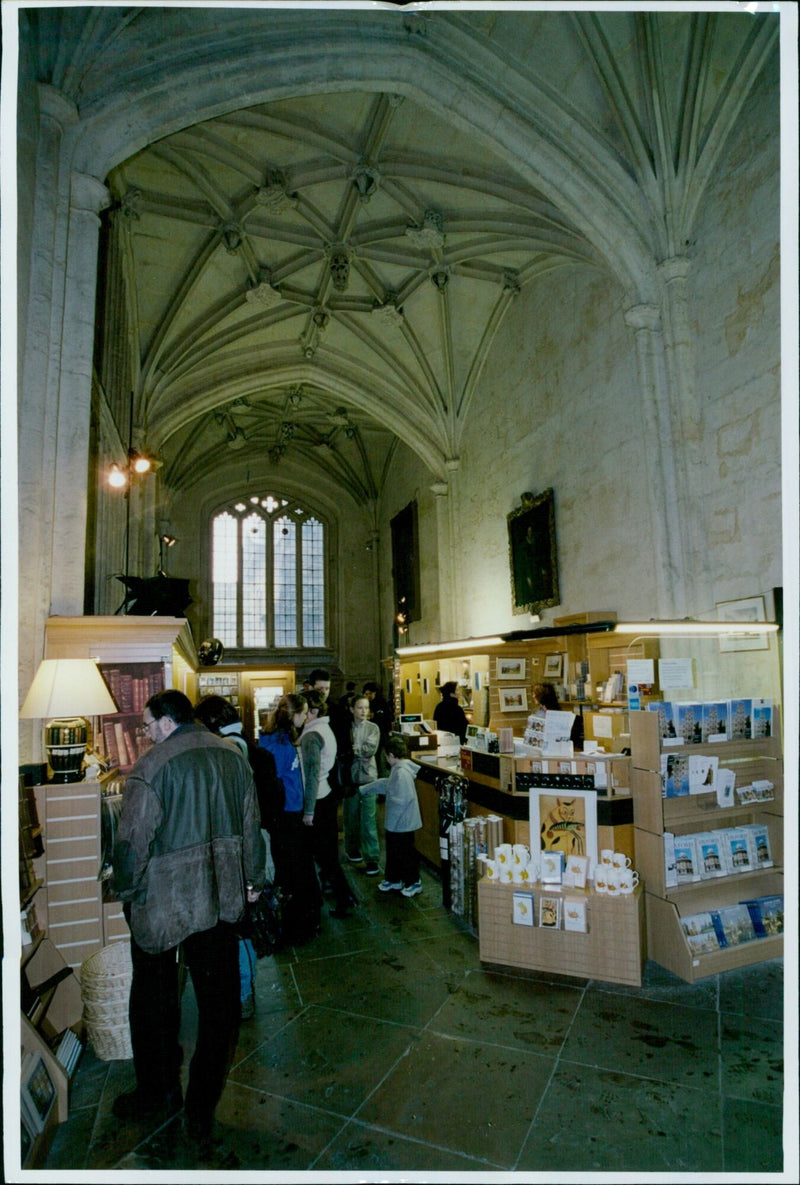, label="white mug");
[612,852,632,870]
[600,848,615,866]
[484,859,498,881]
[495,843,513,865]
[594,865,609,894]
[618,869,640,894]
[605,868,621,895]
[512,843,530,866]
